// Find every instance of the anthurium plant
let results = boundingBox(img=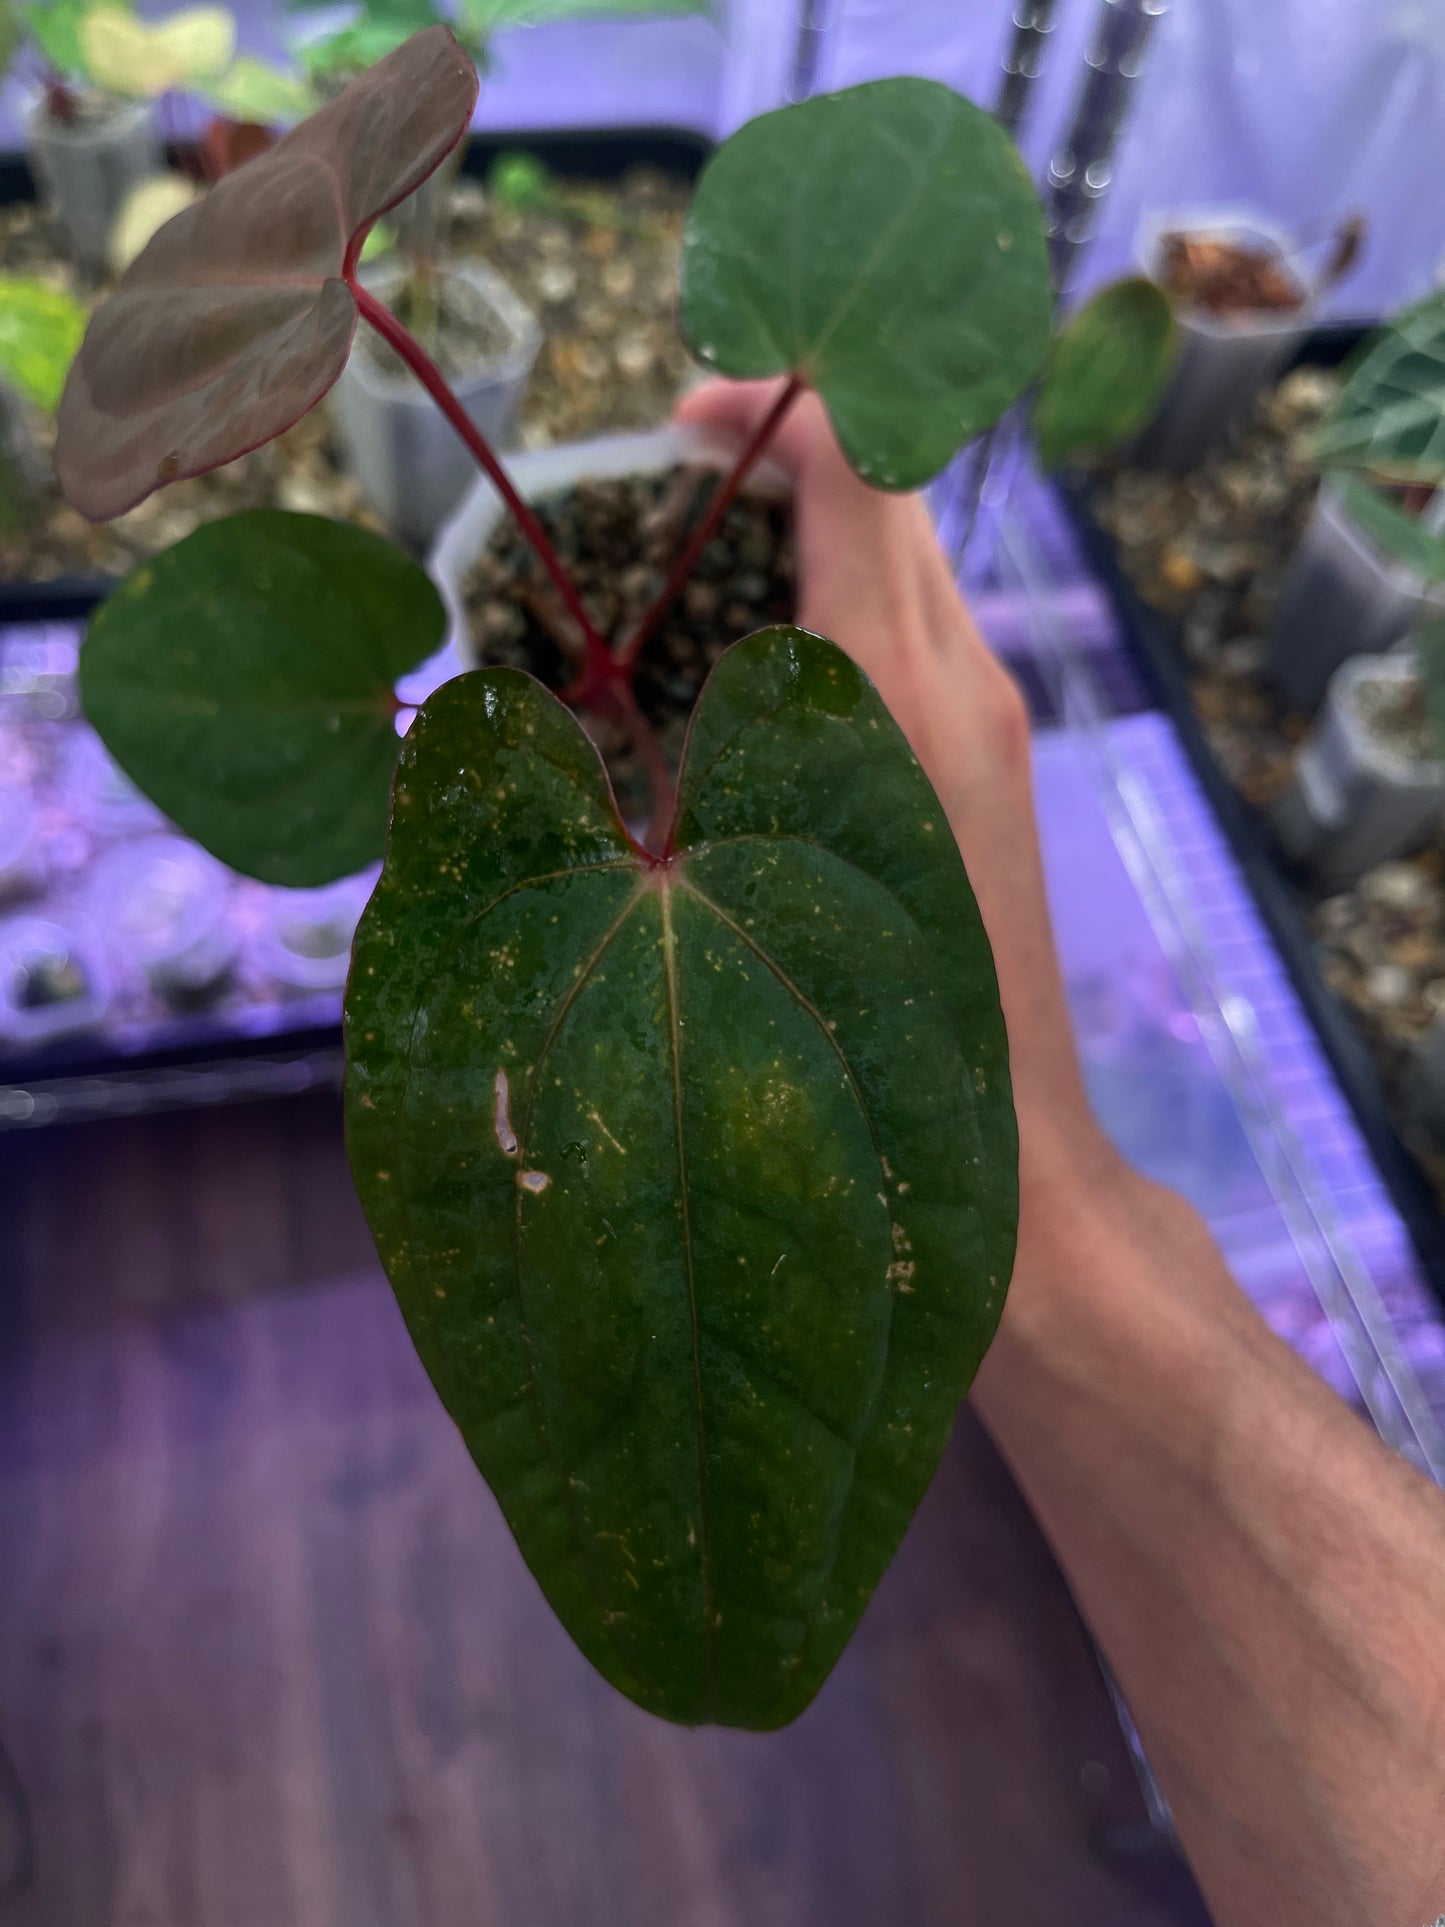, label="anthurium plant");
[1312,288,1445,585]
[55,28,1065,1728]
